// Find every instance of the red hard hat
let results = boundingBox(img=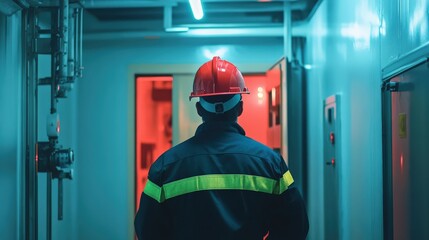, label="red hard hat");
[189,56,250,100]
